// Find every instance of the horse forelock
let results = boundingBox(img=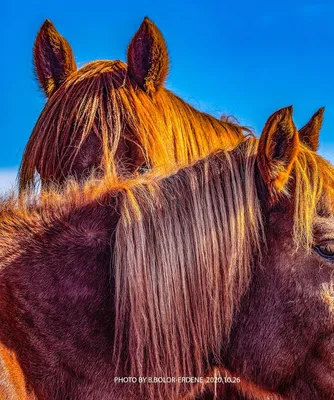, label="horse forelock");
[19,60,128,190]
[19,57,251,192]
